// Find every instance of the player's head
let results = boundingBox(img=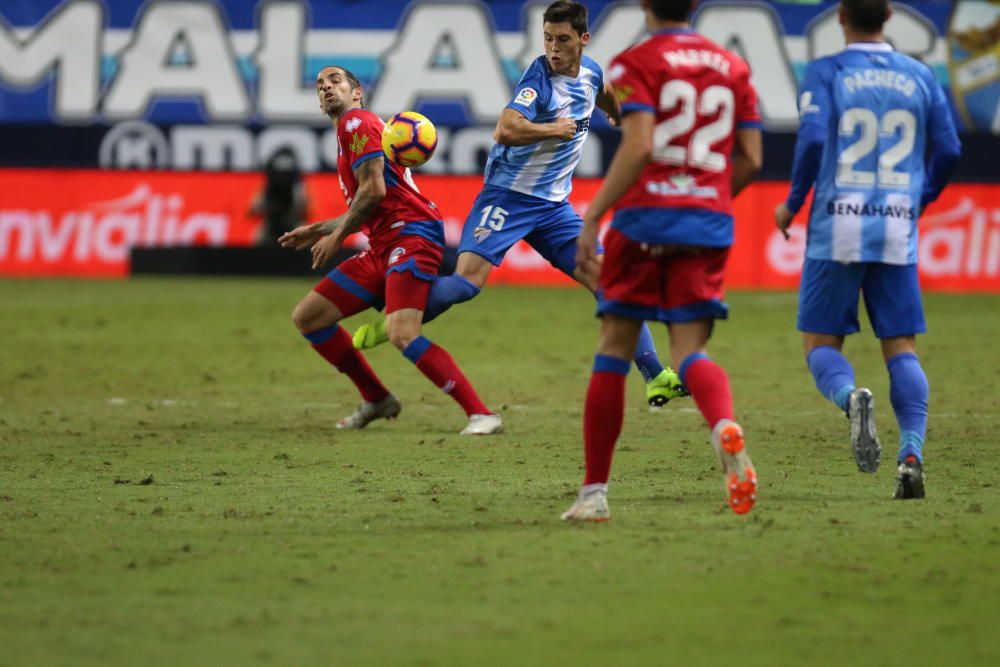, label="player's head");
[643,0,695,24]
[542,1,590,76]
[316,65,364,119]
[839,0,891,35]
